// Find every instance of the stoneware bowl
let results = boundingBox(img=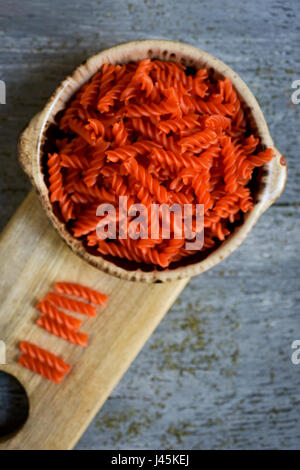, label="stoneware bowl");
[18,40,287,282]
